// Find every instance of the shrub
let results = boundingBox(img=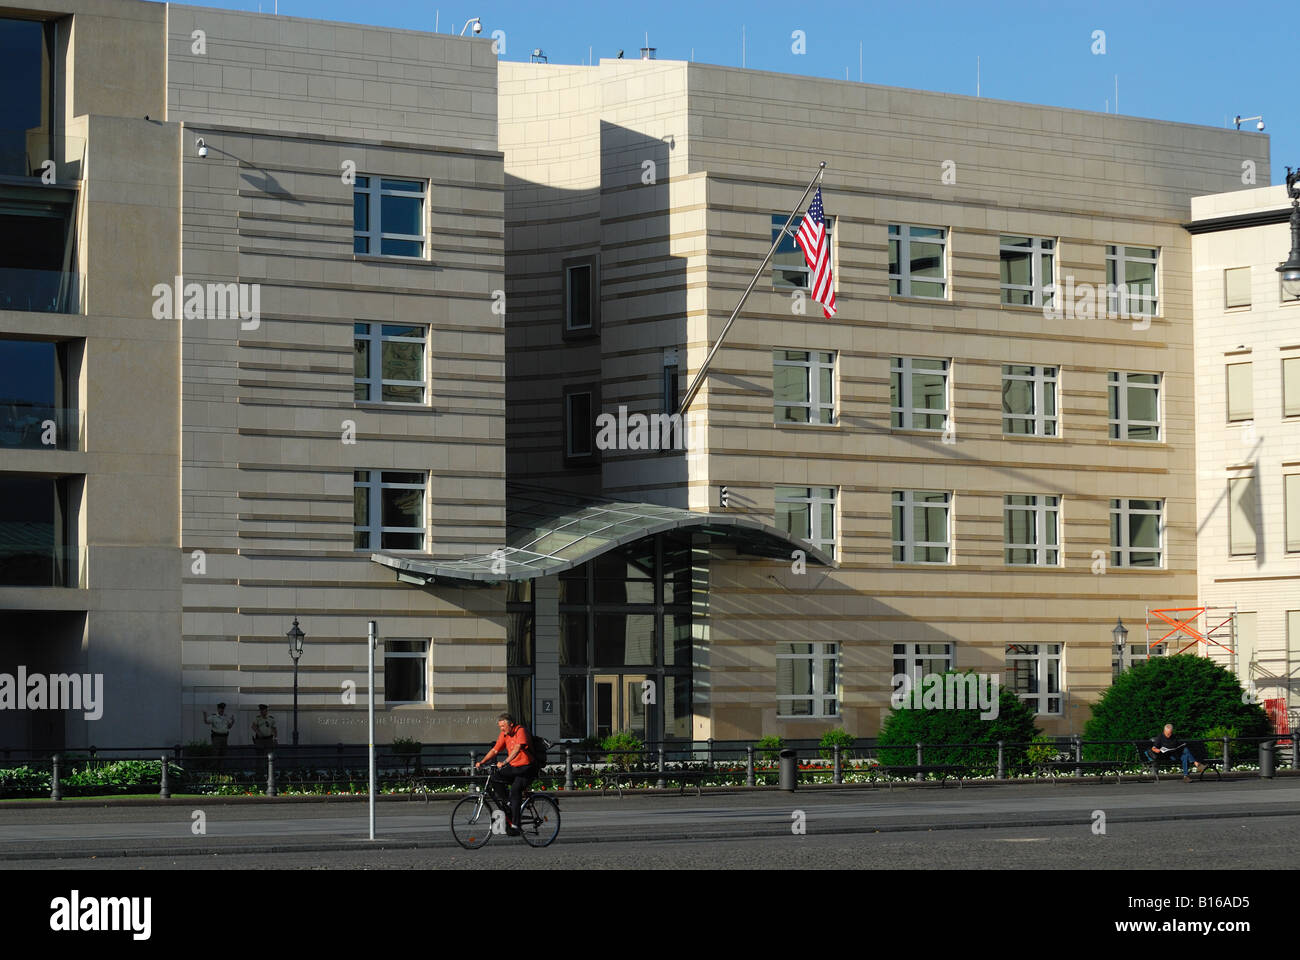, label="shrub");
[1083,655,1271,762]
[818,728,856,760]
[755,735,785,761]
[1026,735,1064,766]
[0,765,50,797]
[601,731,644,770]
[62,759,186,796]
[390,737,422,756]
[1199,724,1255,764]
[876,672,1040,775]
